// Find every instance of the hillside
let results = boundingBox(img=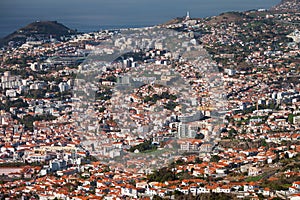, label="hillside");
[162,17,185,25]
[271,0,300,11]
[0,21,76,47]
[207,11,250,25]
